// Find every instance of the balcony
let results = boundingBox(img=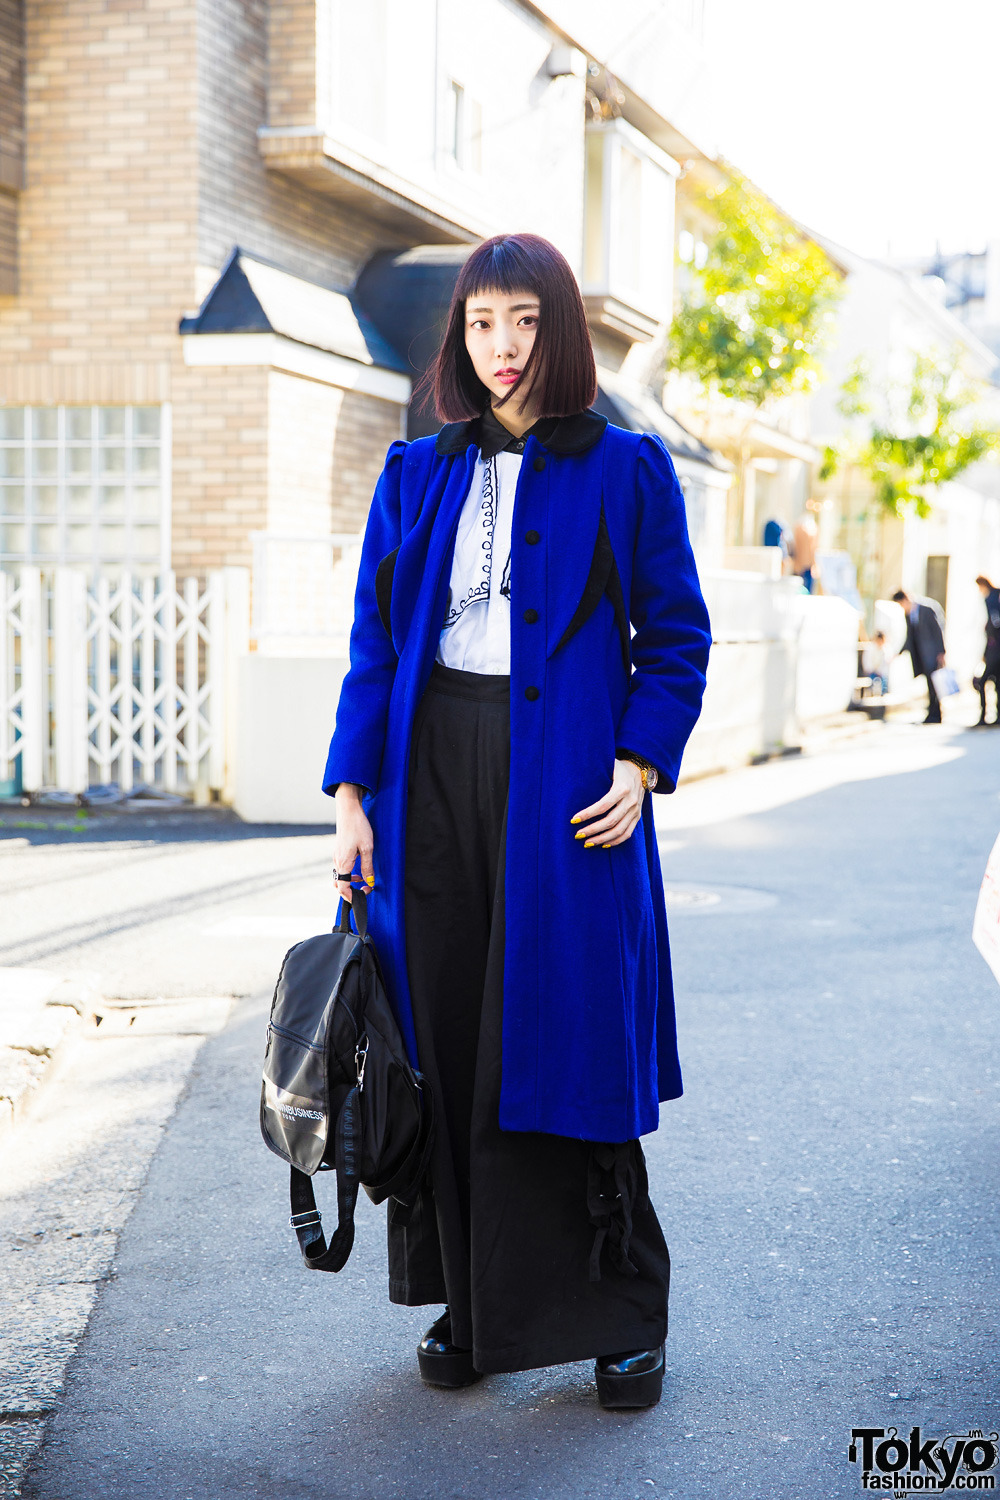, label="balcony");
[582,118,679,347]
[257,126,491,246]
